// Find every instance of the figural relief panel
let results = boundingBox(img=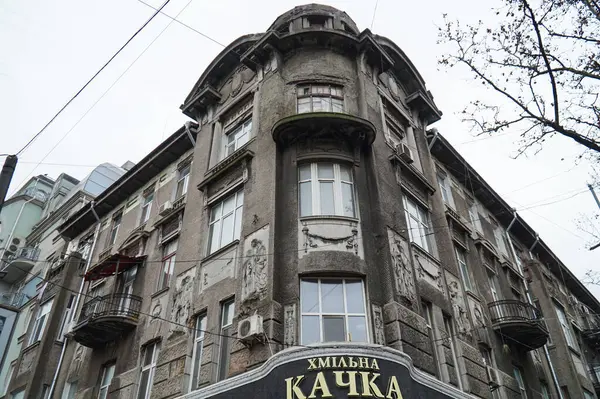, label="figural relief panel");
[446,271,473,340]
[241,225,269,303]
[218,66,256,107]
[299,218,362,259]
[387,229,416,306]
[168,268,195,340]
[413,249,444,293]
[201,246,237,291]
[372,304,386,345]
[284,303,297,348]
